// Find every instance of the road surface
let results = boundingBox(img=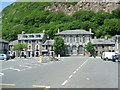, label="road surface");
[0,57,118,88]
